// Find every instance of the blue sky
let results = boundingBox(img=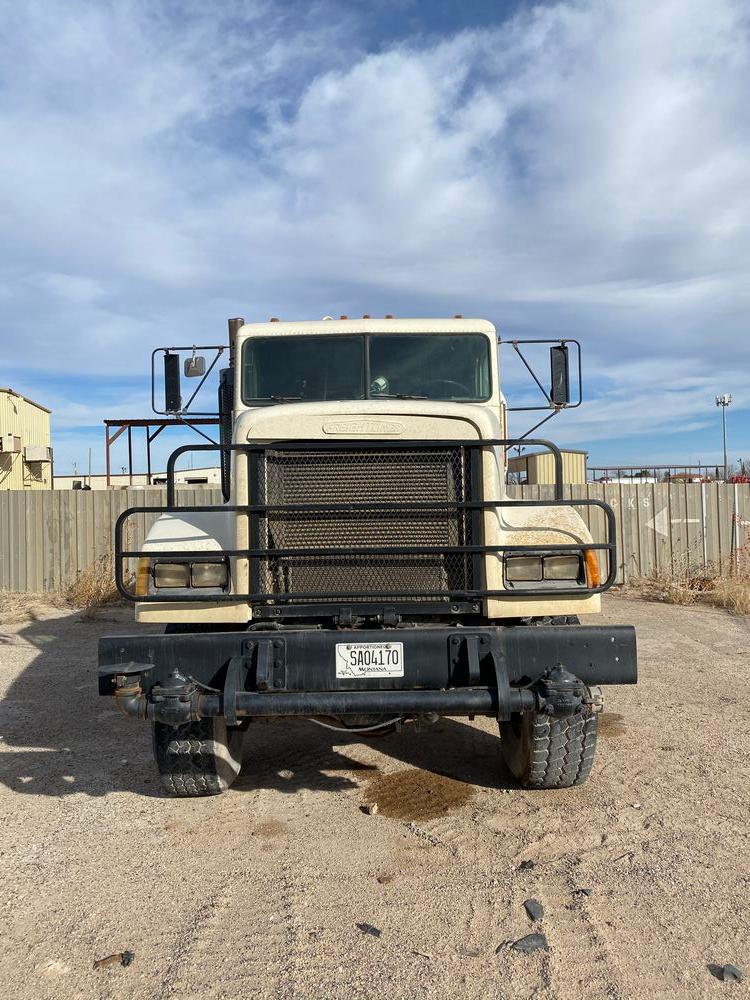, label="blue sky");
[1,0,749,475]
